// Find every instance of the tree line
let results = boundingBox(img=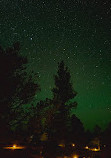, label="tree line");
[0,43,111,149]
